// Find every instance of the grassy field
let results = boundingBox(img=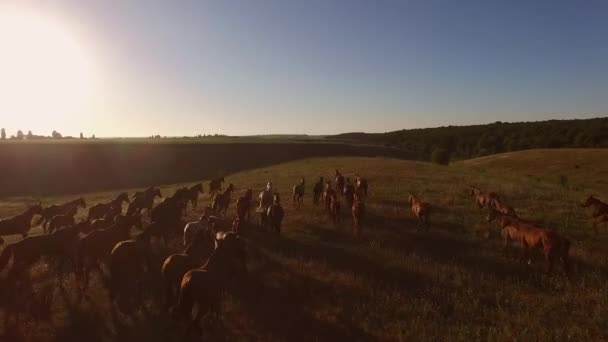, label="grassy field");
[1,149,608,341]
